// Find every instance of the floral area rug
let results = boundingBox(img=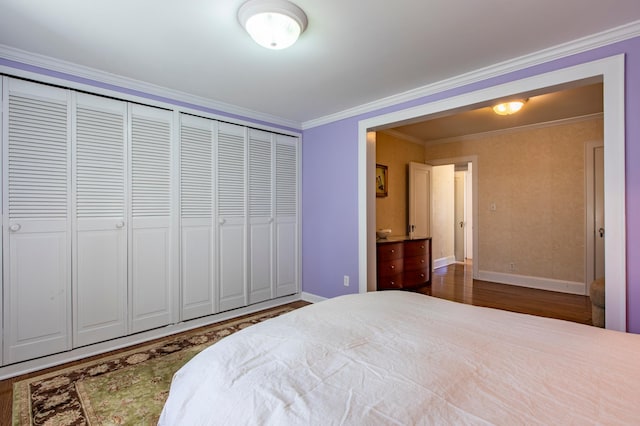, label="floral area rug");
[13,306,294,425]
